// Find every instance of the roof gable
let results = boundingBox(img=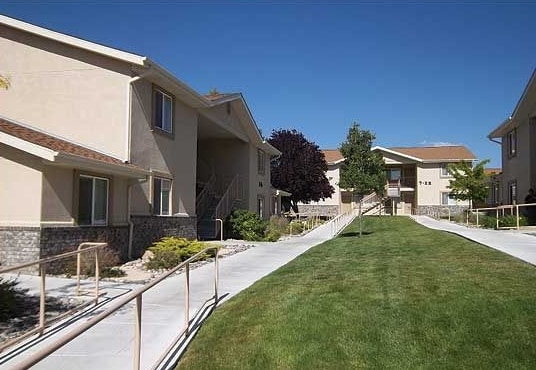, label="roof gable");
[322,149,344,164]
